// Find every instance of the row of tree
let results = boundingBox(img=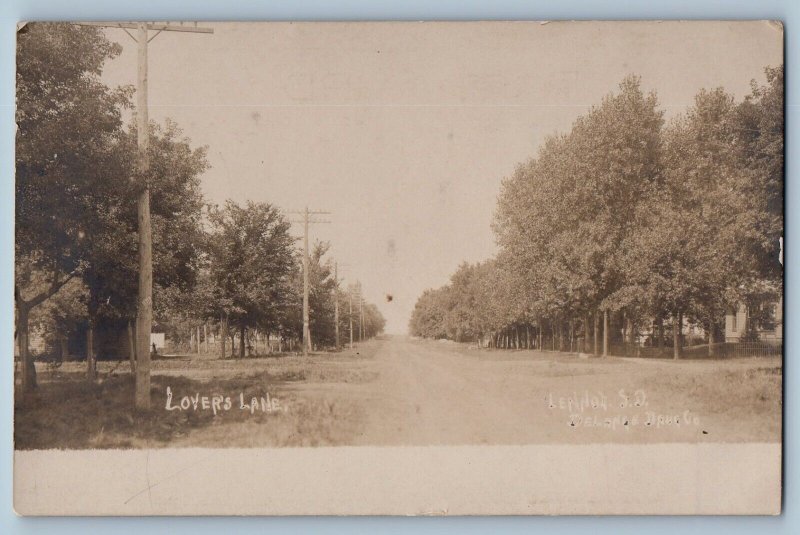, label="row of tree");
[410,68,783,358]
[15,23,384,391]
[158,216,385,359]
